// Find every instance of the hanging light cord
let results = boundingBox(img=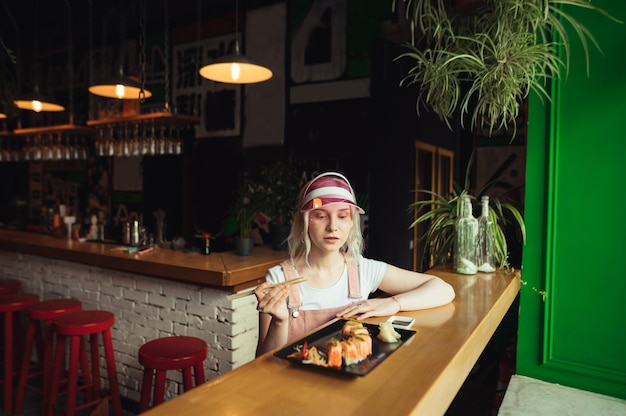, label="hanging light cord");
[119,0,126,79]
[164,0,170,111]
[235,0,241,55]
[65,0,74,123]
[139,0,147,103]
[33,0,41,95]
[194,0,201,116]
[88,0,94,119]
